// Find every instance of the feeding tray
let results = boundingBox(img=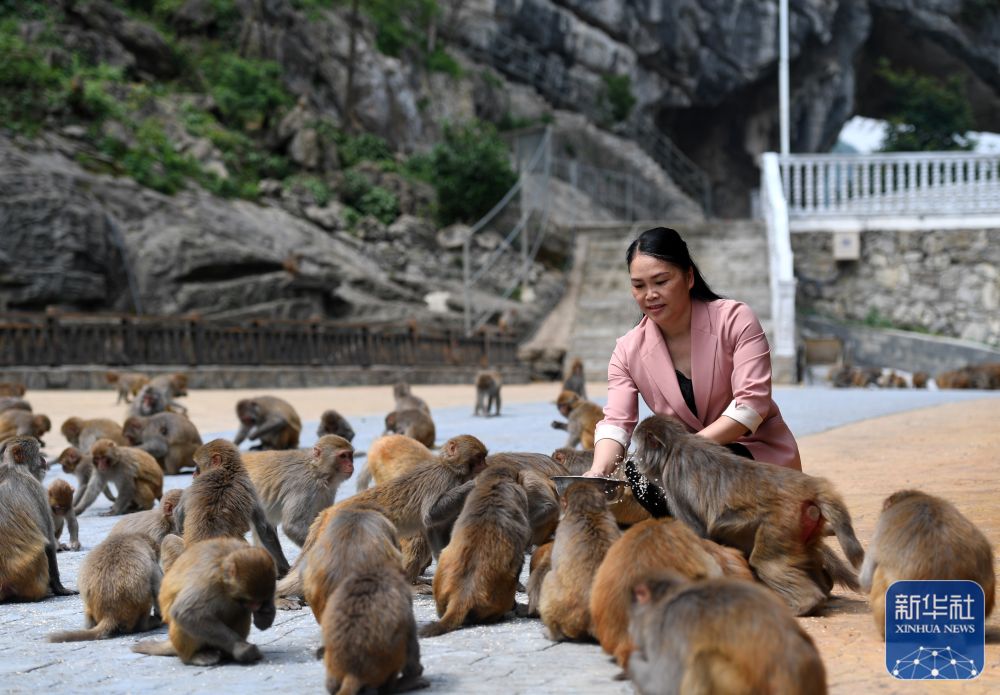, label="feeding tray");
[551,476,626,503]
